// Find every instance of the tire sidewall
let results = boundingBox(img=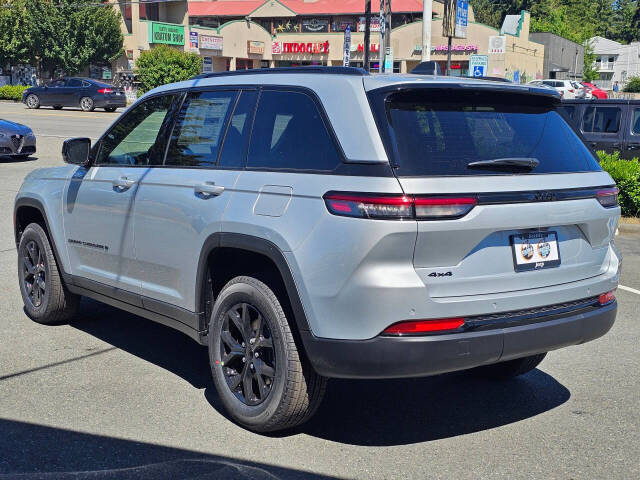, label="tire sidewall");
[208,280,288,428]
[18,225,52,319]
[80,97,94,112]
[26,94,39,109]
